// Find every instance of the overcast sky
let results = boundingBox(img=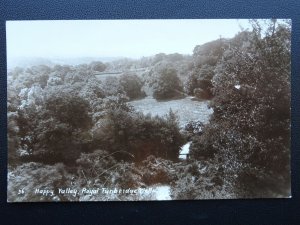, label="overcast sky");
[6,19,251,59]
